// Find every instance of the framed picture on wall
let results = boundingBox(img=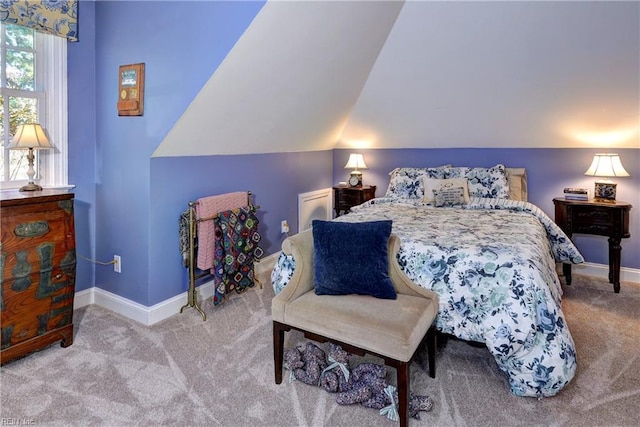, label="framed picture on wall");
[118,63,145,116]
